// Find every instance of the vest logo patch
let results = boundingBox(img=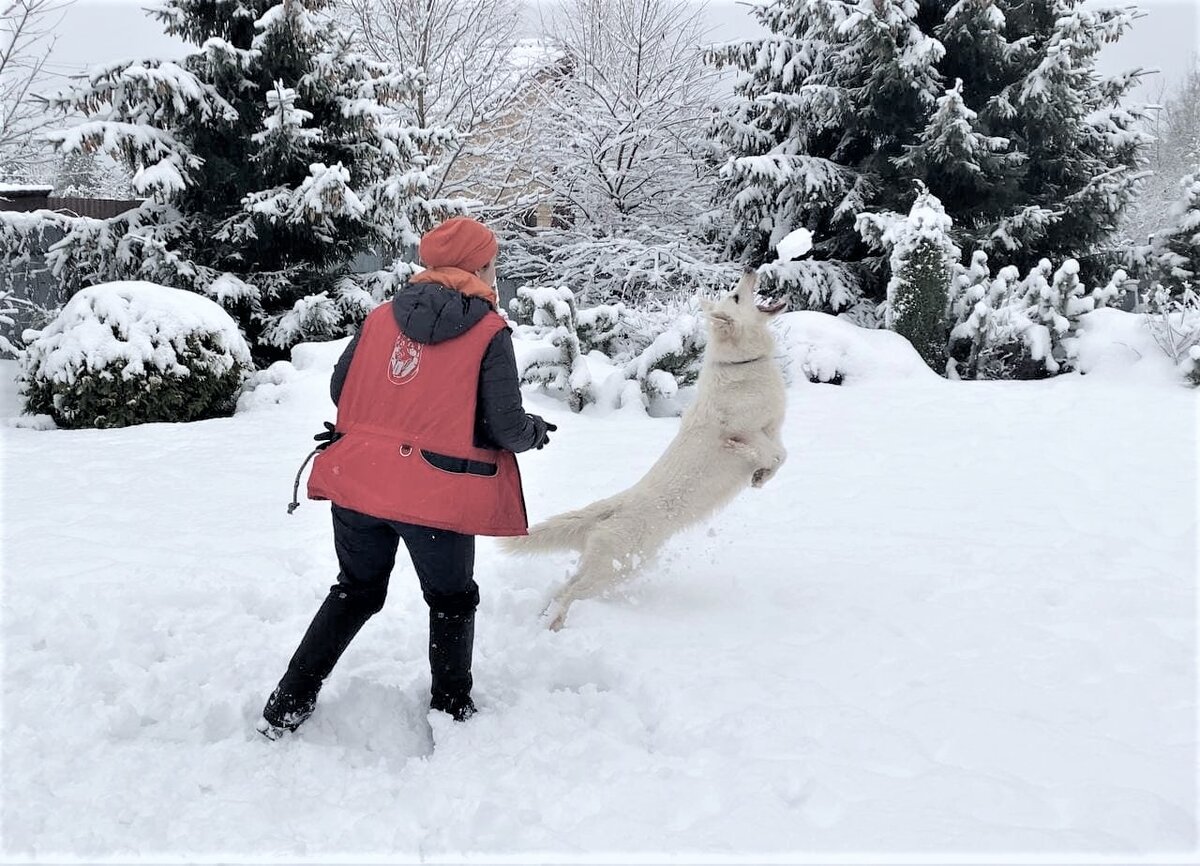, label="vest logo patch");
[387,334,422,385]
